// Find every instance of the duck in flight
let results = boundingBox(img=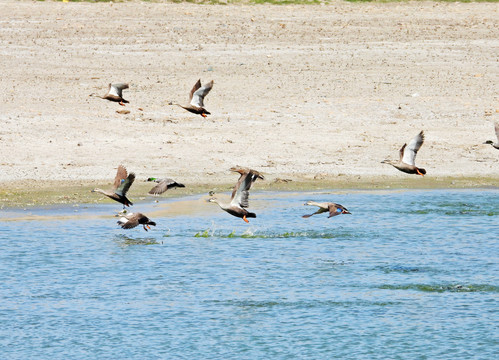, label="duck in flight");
[381,130,426,176]
[483,122,499,149]
[173,79,213,117]
[302,201,351,218]
[91,83,129,106]
[92,165,135,209]
[208,167,264,223]
[117,212,156,231]
[147,177,185,195]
